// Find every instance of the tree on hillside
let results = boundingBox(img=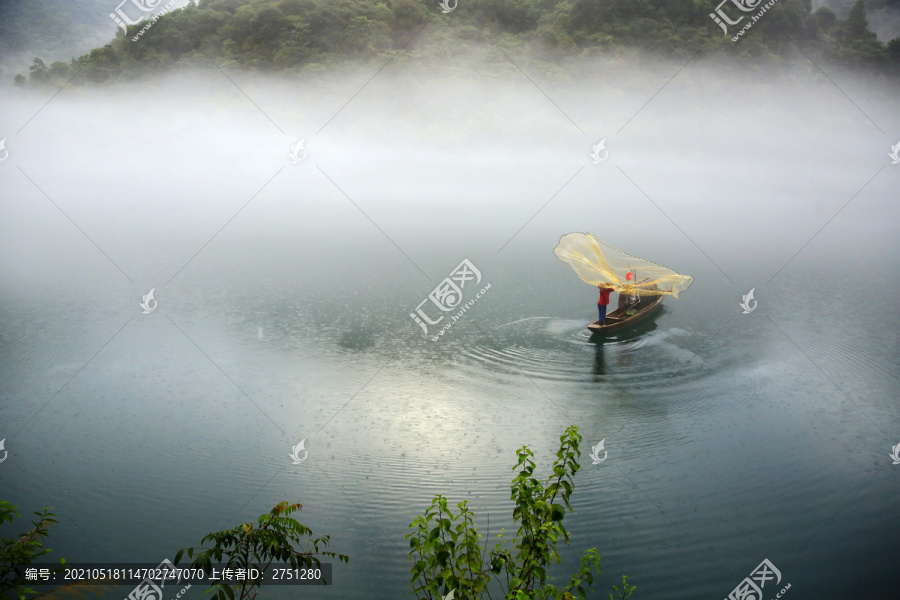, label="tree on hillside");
[846,0,873,37]
[815,5,839,36]
[837,0,885,62]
